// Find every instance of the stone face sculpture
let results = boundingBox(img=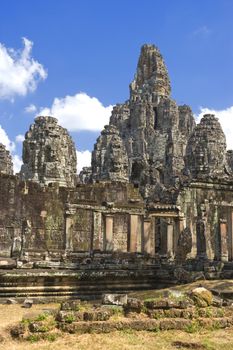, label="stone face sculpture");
[92,125,129,182]
[185,114,227,179]
[0,143,13,175]
[20,116,77,187]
